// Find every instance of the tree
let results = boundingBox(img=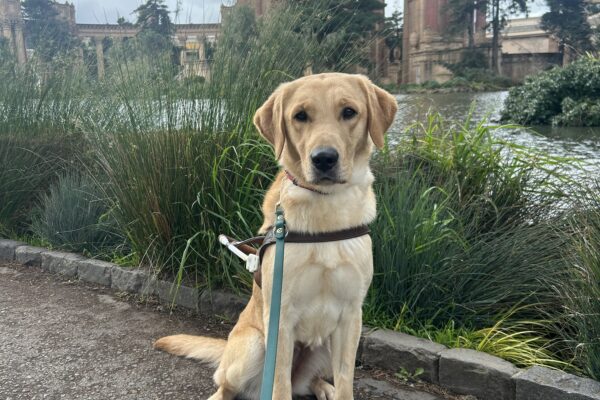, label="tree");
[444,0,484,49]
[541,0,594,58]
[21,0,78,61]
[117,16,134,28]
[133,0,175,59]
[383,11,402,62]
[220,4,257,57]
[443,0,530,73]
[133,0,174,37]
[487,0,530,73]
[295,0,386,69]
